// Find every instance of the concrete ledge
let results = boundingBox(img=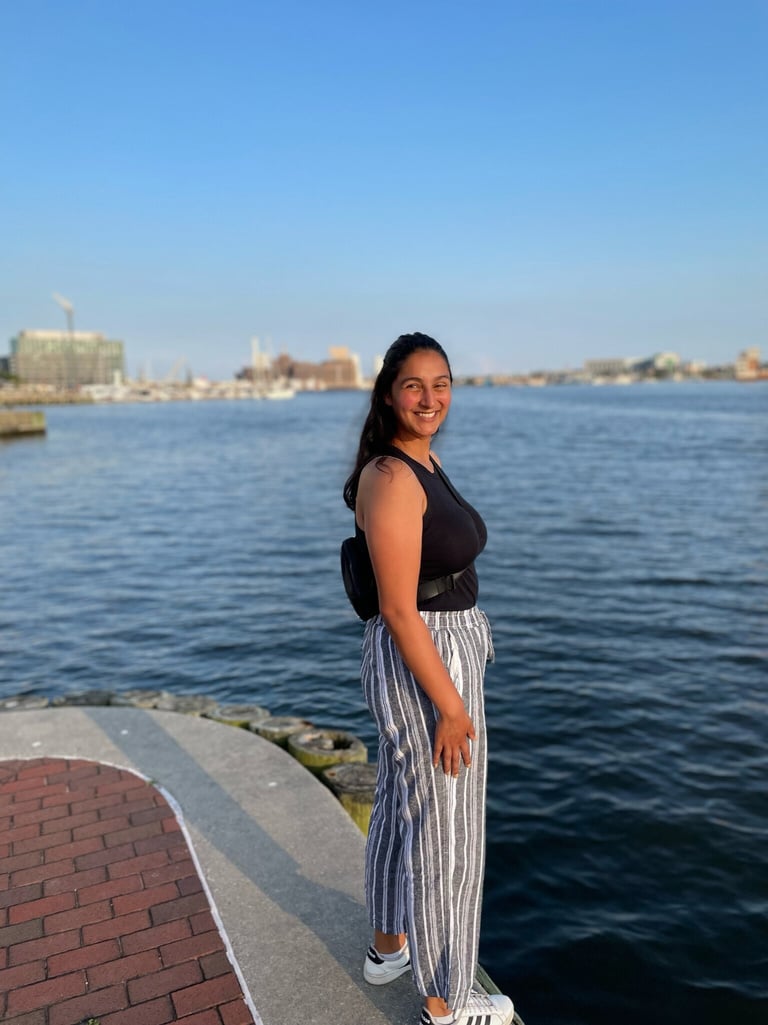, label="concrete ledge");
[0,409,46,437]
